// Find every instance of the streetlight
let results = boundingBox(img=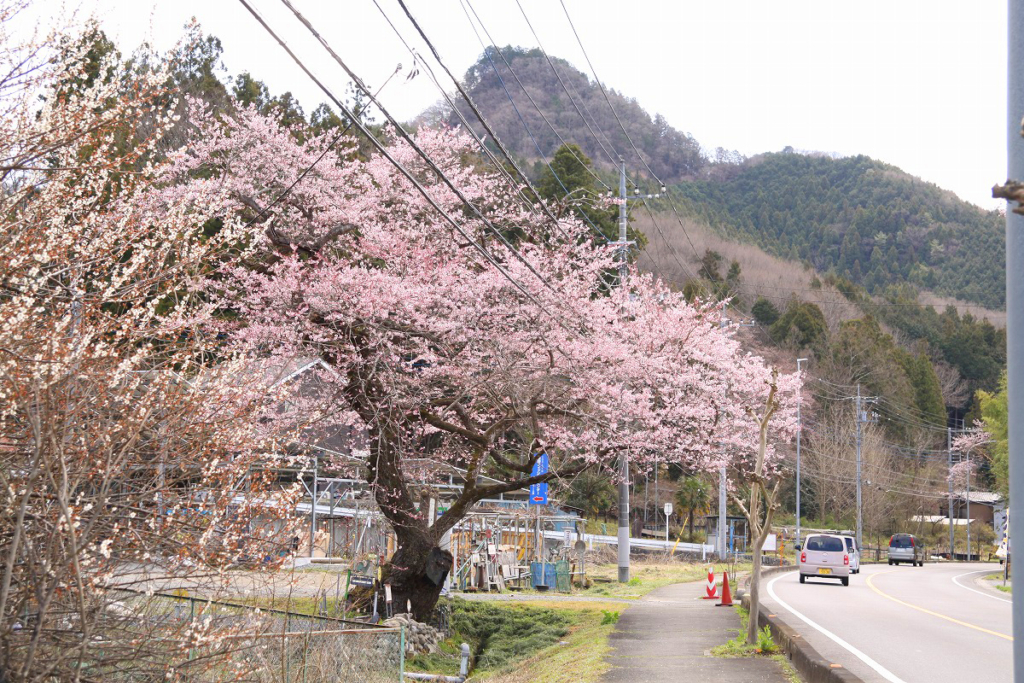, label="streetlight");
[795,358,808,548]
[963,439,993,561]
